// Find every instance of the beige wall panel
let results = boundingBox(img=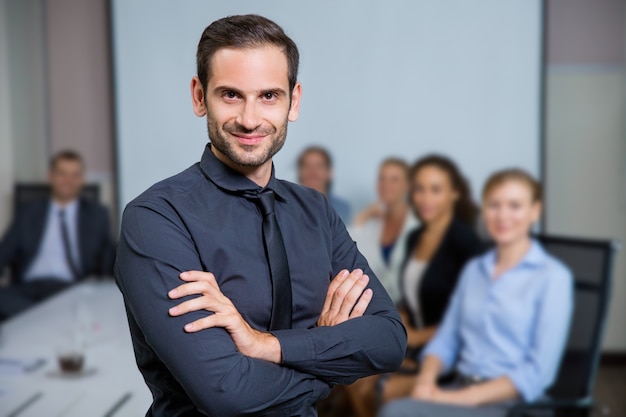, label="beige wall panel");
[546,70,626,350]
